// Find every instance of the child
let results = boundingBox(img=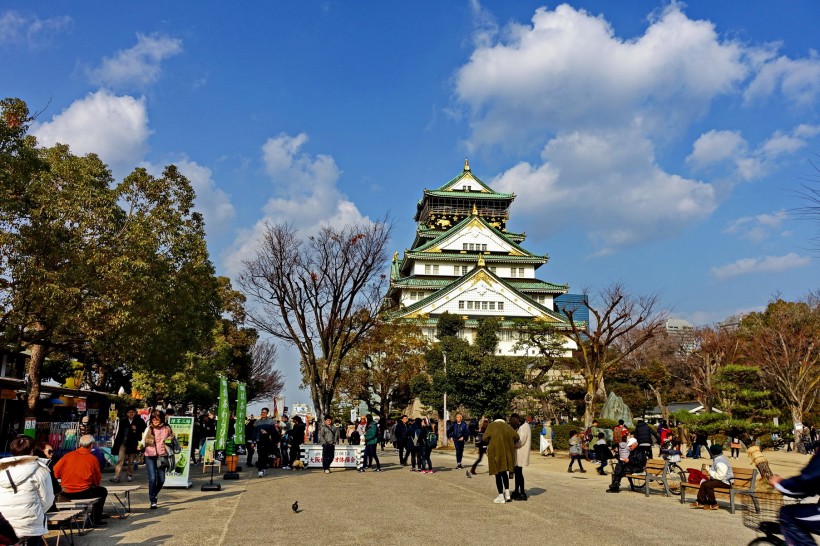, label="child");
[593,432,611,475]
